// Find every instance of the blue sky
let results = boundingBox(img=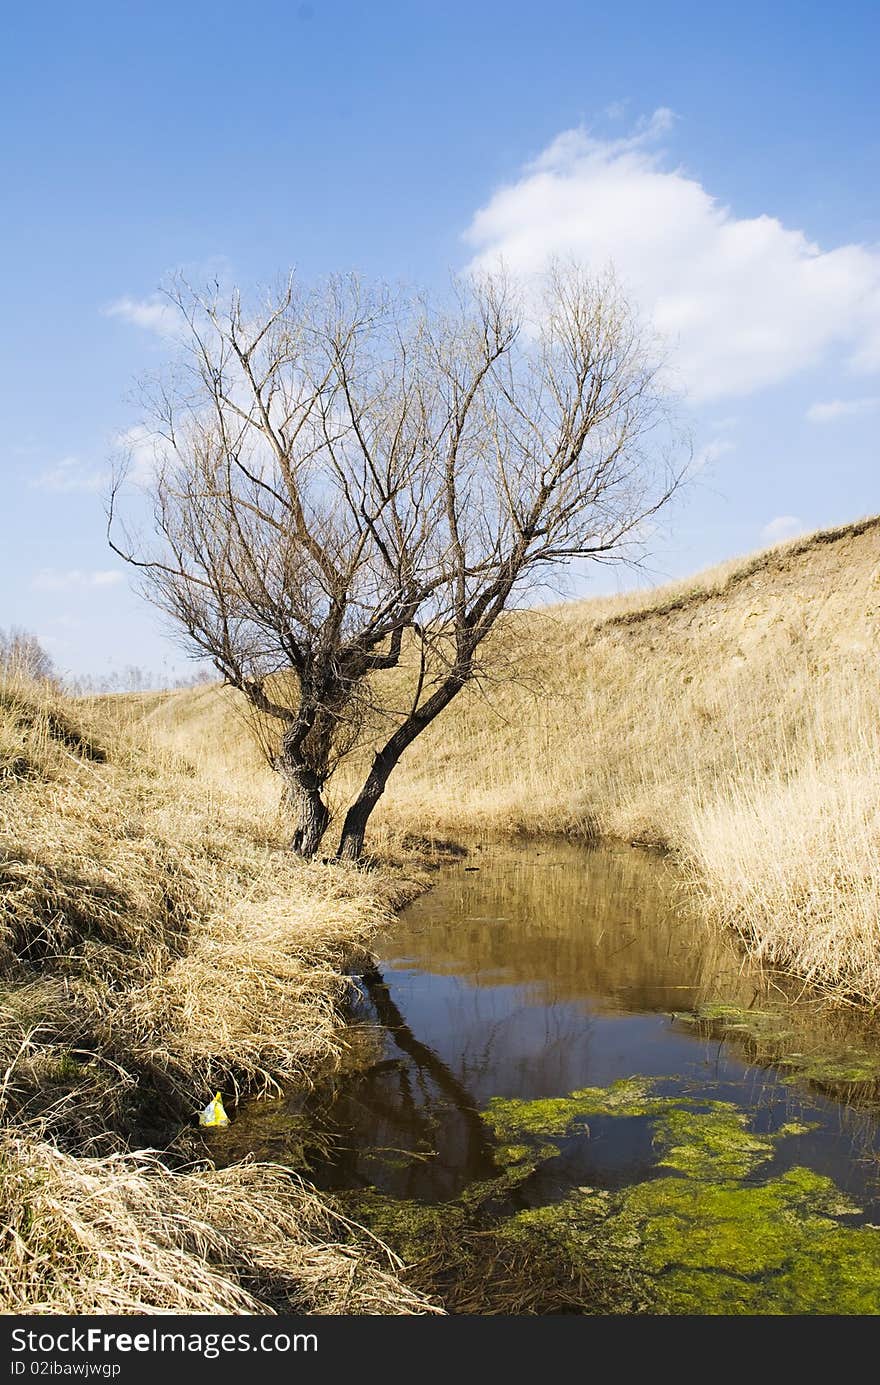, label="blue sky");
[2,0,878,678]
